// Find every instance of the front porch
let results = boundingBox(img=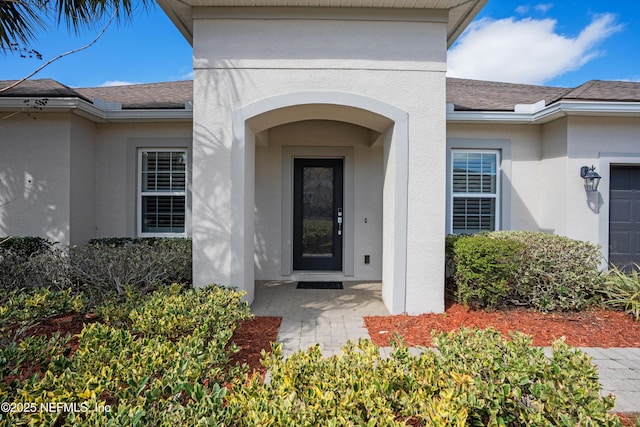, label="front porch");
[251,280,389,355]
